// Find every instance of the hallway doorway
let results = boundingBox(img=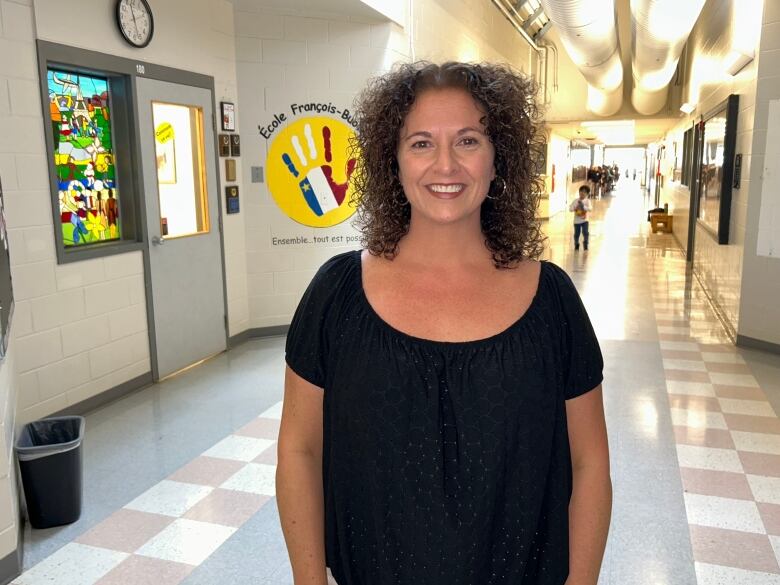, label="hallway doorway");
[604,146,647,187]
[135,77,227,380]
